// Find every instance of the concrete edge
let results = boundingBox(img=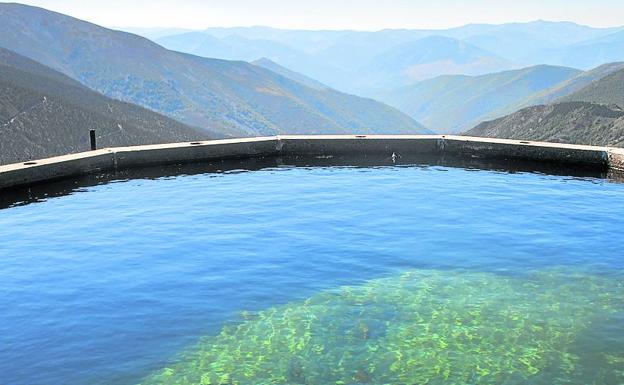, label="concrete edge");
[0,137,279,189]
[608,147,624,172]
[0,135,618,190]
